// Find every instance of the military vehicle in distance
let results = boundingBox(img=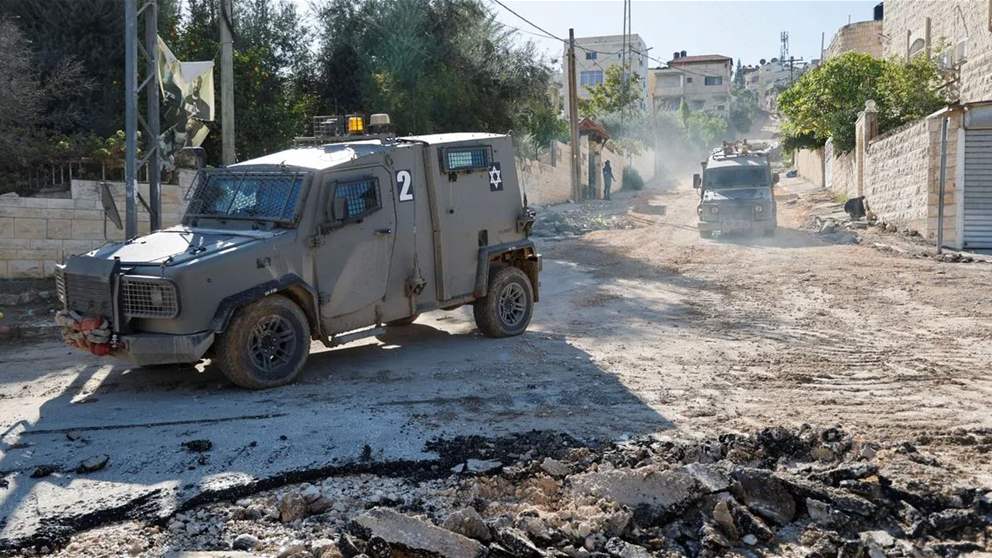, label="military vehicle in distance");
[55,114,540,388]
[693,141,779,238]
